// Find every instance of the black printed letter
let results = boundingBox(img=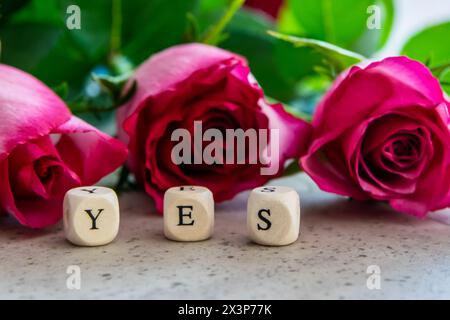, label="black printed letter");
[84,209,104,230]
[81,188,97,194]
[177,206,195,226]
[257,209,272,230]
